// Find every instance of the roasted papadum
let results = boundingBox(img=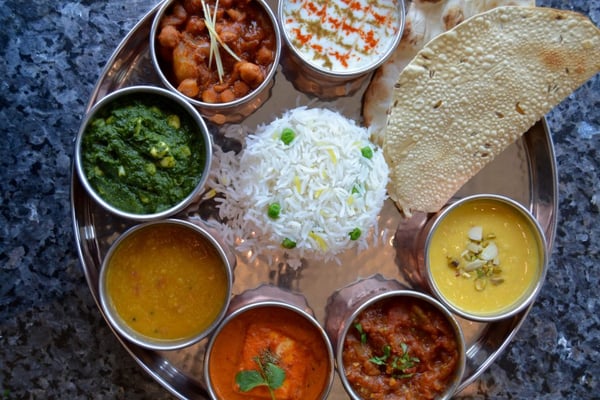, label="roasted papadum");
[364,0,535,144]
[382,6,600,215]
